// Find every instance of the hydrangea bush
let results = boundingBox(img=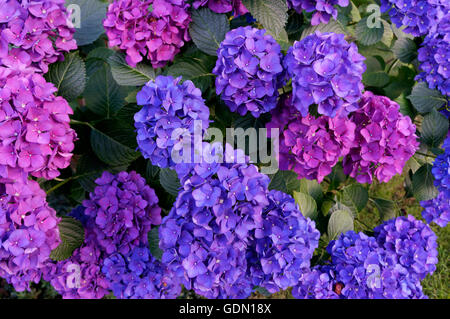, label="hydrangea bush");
[0,0,448,300]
